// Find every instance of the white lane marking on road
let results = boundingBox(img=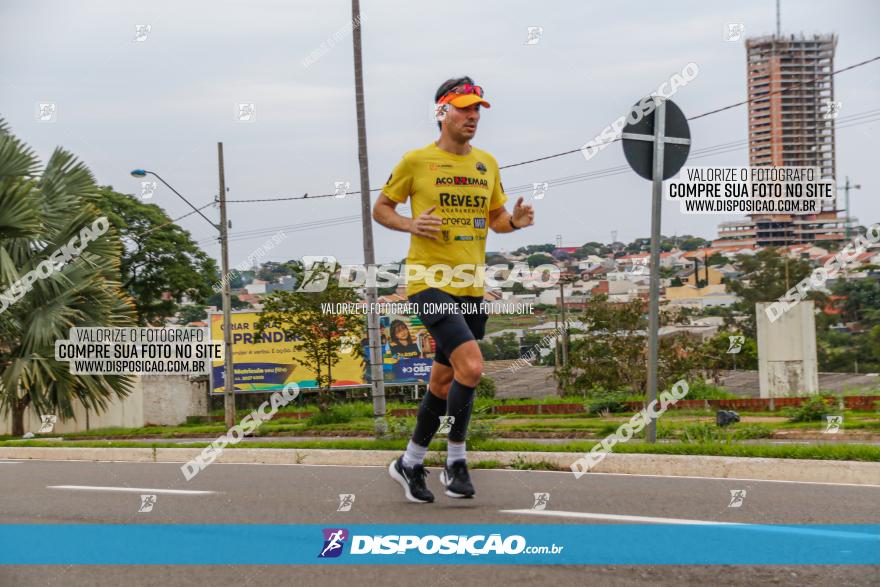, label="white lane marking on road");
[0,461,21,464]
[501,509,880,541]
[48,485,215,495]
